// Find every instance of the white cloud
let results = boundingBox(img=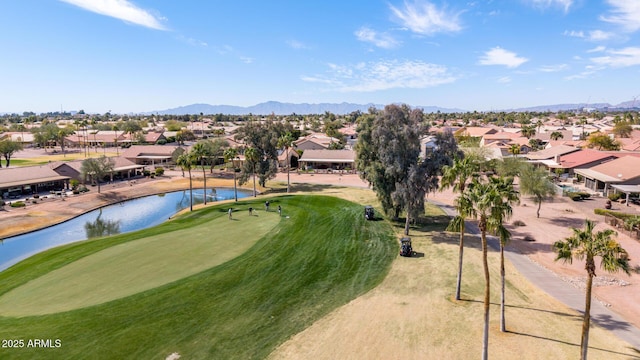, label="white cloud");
[389,1,462,35]
[287,40,310,50]
[591,47,640,67]
[586,46,606,53]
[588,30,614,41]
[564,30,584,38]
[176,35,207,47]
[497,76,512,83]
[539,64,568,72]
[527,0,574,12]
[240,57,254,64]
[60,0,167,30]
[478,47,528,68]
[355,27,400,49]
[302,59,457,92]
[600,0,640,33]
